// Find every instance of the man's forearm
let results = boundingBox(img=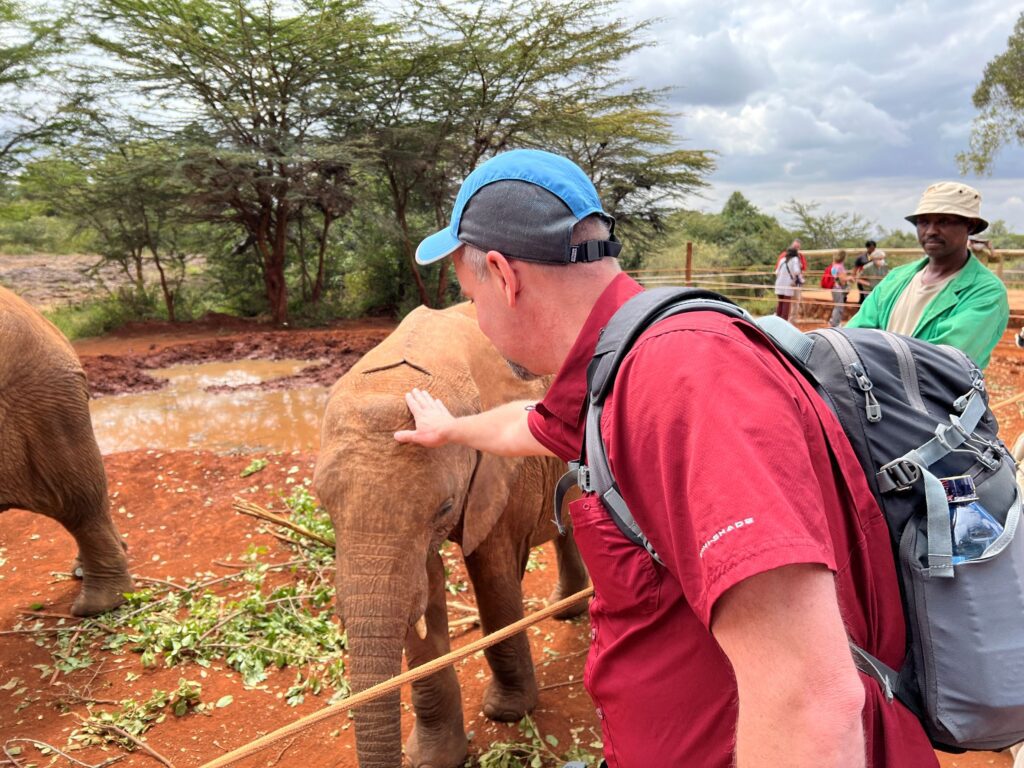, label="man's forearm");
[446,400,553,457]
